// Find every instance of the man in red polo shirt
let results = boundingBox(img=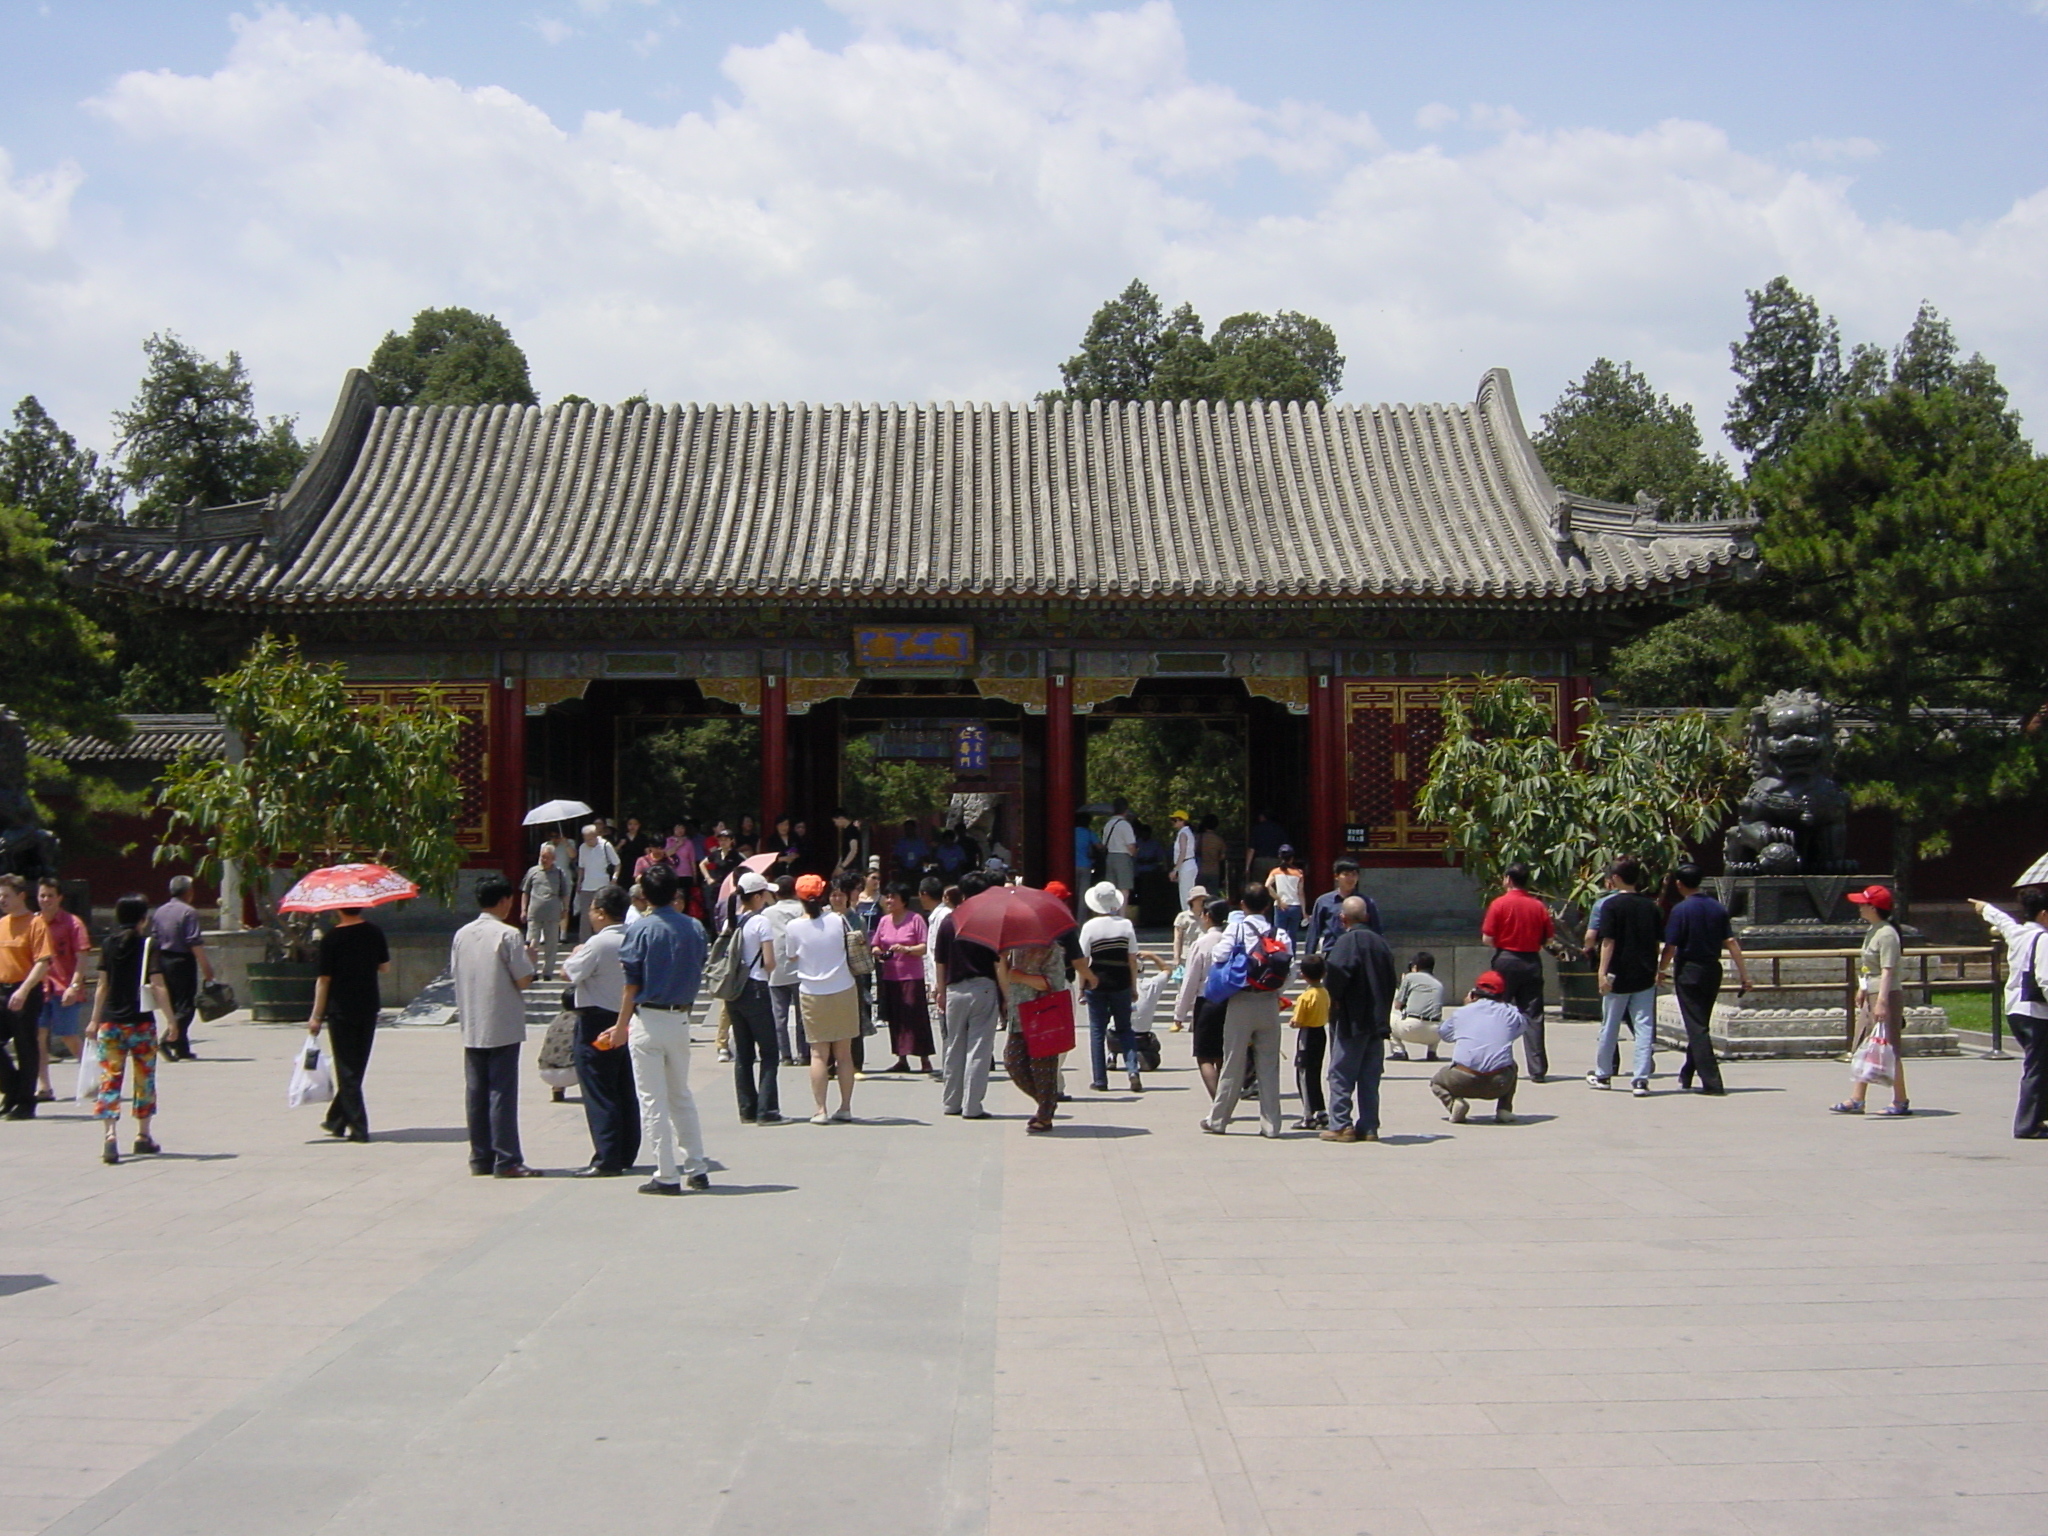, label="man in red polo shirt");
[1481,862,1554,1081]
